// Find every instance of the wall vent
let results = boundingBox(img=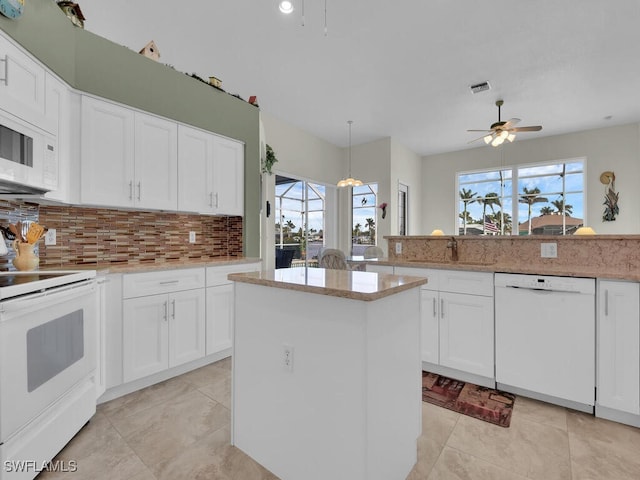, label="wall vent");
[470,81,491,94]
